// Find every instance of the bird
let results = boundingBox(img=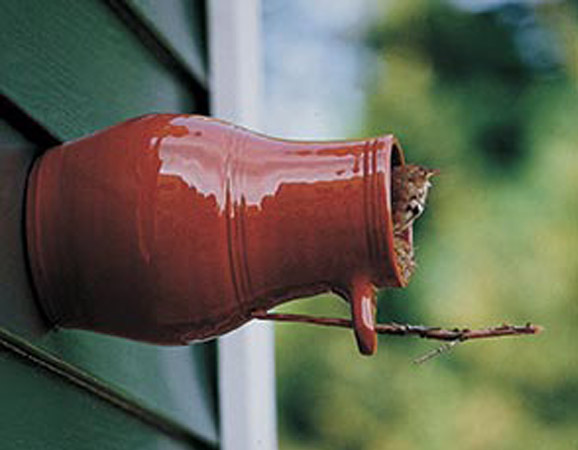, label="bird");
[391,164,439,282]
[391,164,439,233]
